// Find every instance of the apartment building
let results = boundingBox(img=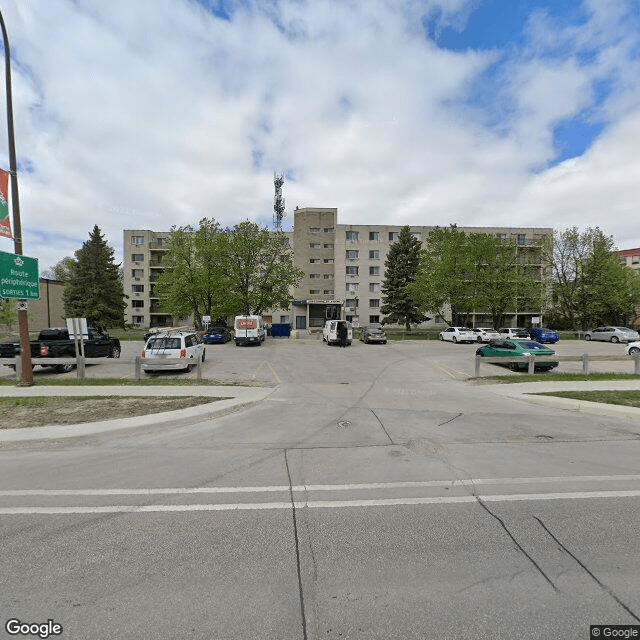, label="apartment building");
[123,209,551,329]
[616,248,640,276]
